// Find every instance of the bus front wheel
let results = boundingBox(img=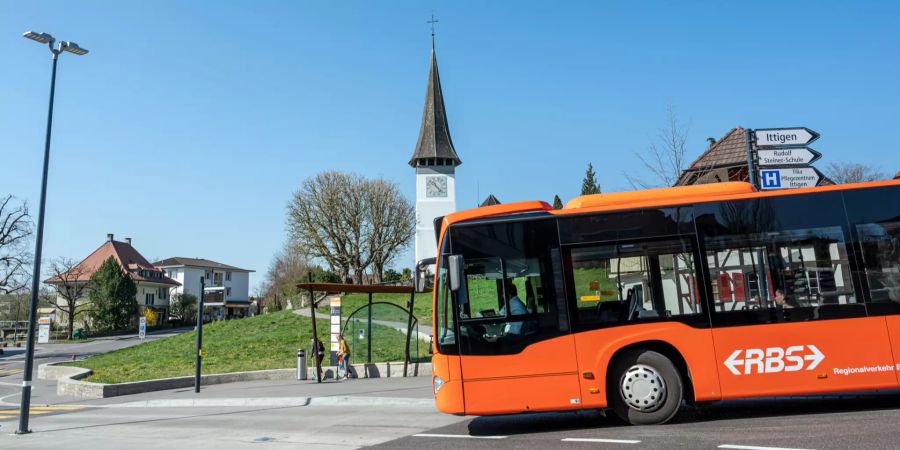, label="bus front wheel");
[609,349,683,425]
